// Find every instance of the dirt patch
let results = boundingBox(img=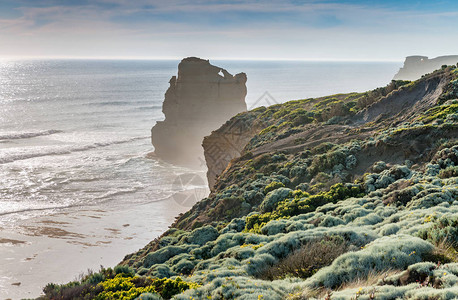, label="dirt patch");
[253,125,373,156]
[40,220,70,225]
[355,71,449,124]
[104,228,120,234]
[0,238,27,245]
[21,226,85,239]
[24,254,38,261]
